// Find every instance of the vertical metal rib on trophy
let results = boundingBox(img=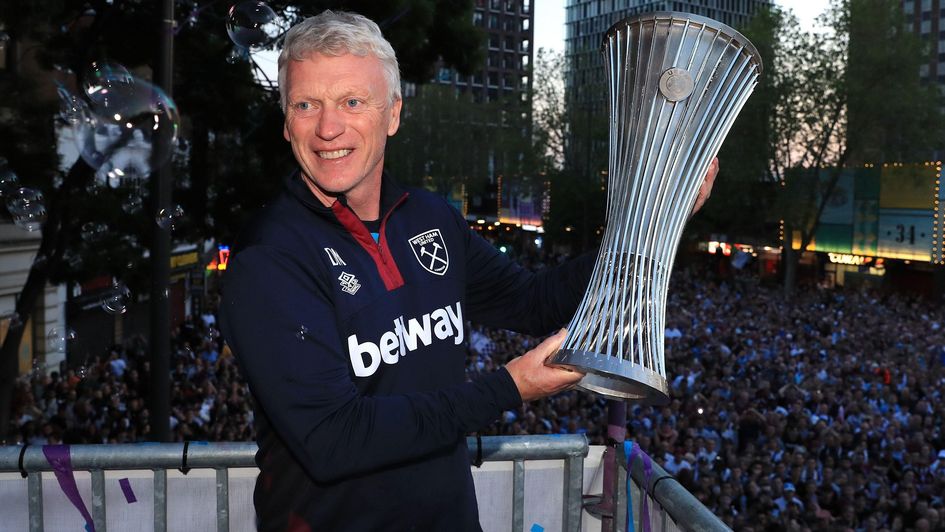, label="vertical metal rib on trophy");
[549,12,762,403]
